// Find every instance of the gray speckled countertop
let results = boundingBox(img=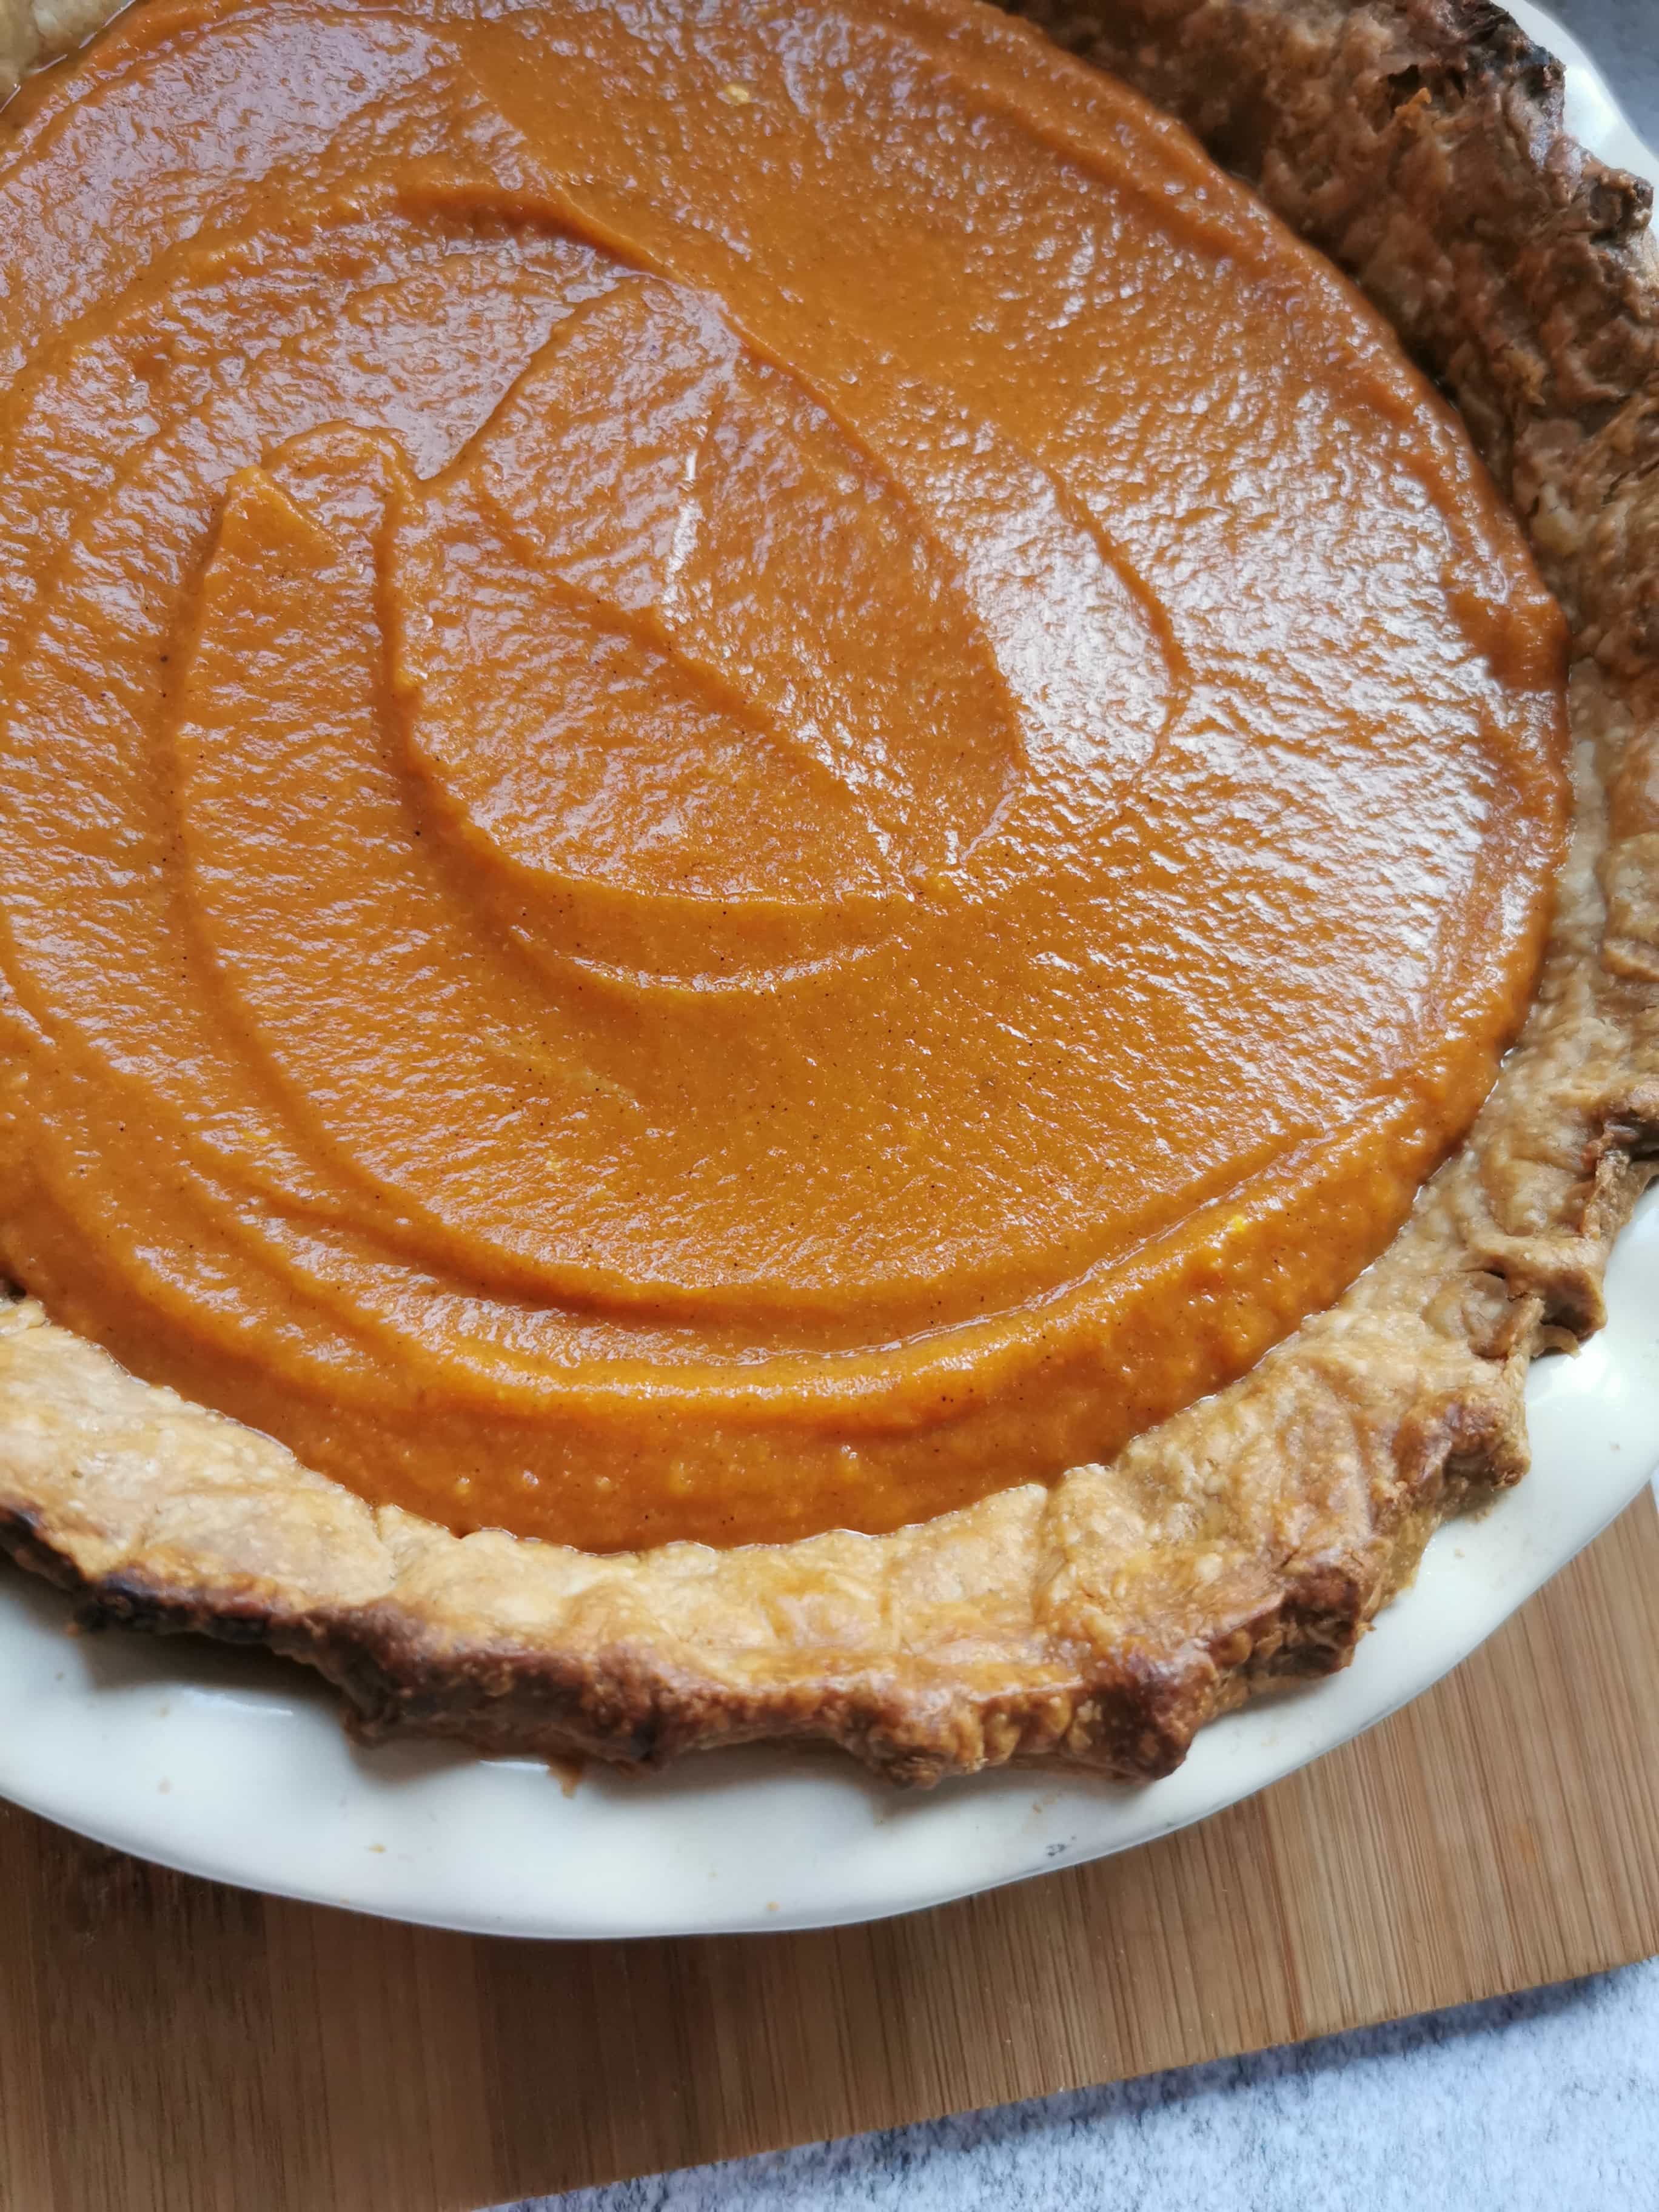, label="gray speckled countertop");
[505,7,1659,2204]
